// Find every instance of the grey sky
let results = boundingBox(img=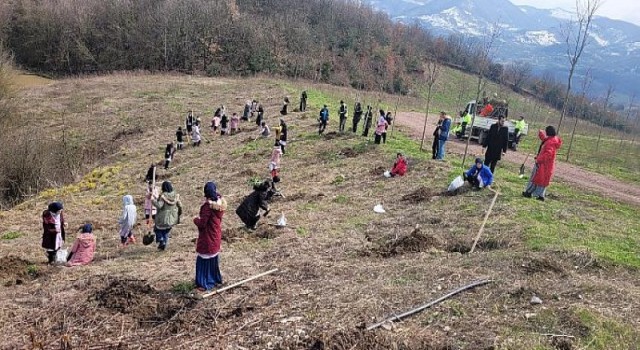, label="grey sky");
[510,0,640,24]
